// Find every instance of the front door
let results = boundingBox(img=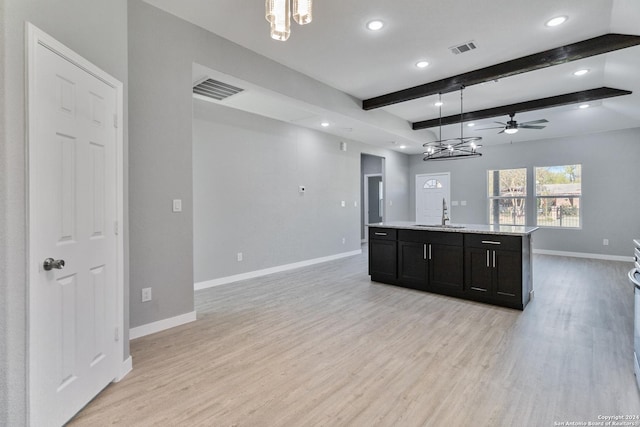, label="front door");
[27,24,123,426]
[415,173,451,224]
